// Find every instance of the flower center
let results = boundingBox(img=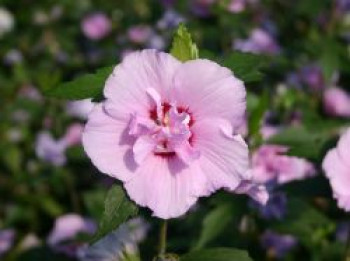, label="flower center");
[128,88,199,165]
